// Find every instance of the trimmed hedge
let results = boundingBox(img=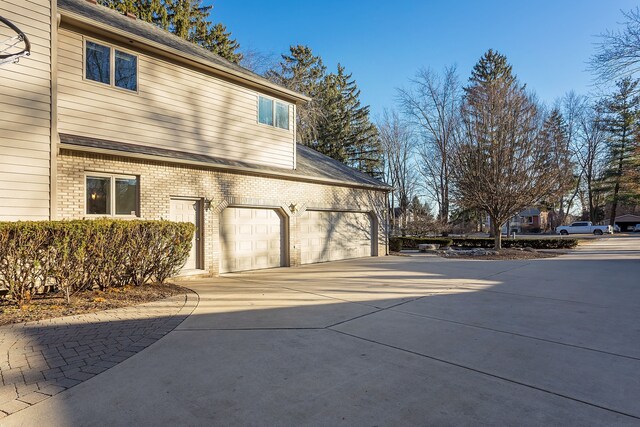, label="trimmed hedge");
[450,238,578,249]
[390,236,578,251]
[0,220,195,305]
